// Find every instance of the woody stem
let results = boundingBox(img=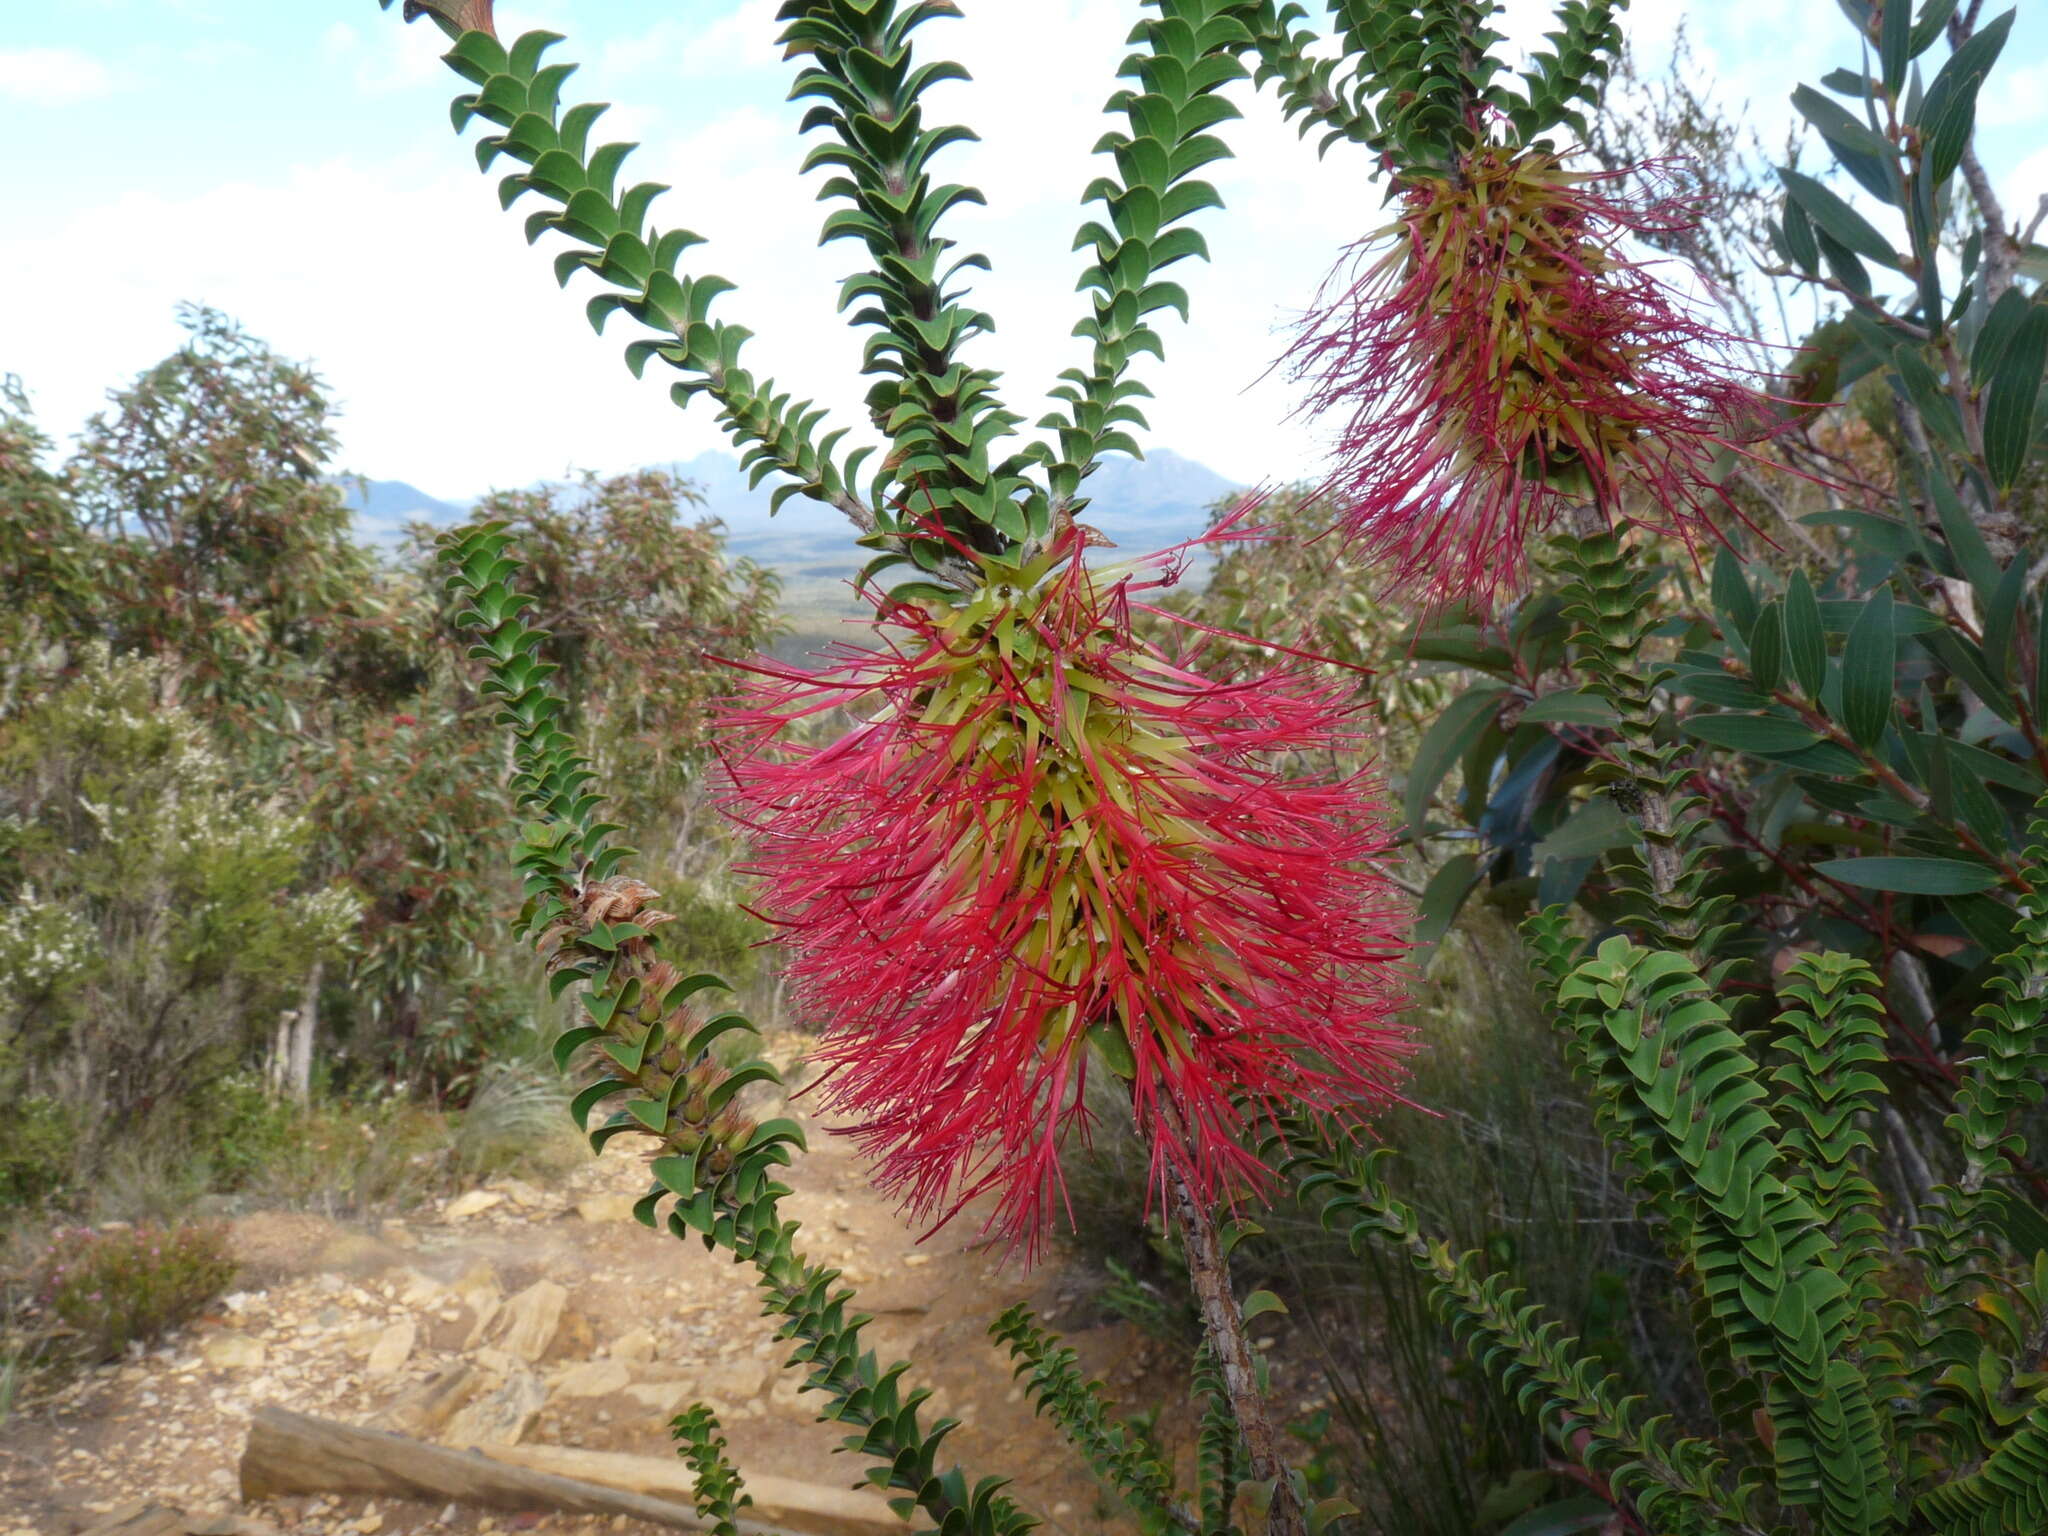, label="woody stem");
[1164,1160,1306,1536]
